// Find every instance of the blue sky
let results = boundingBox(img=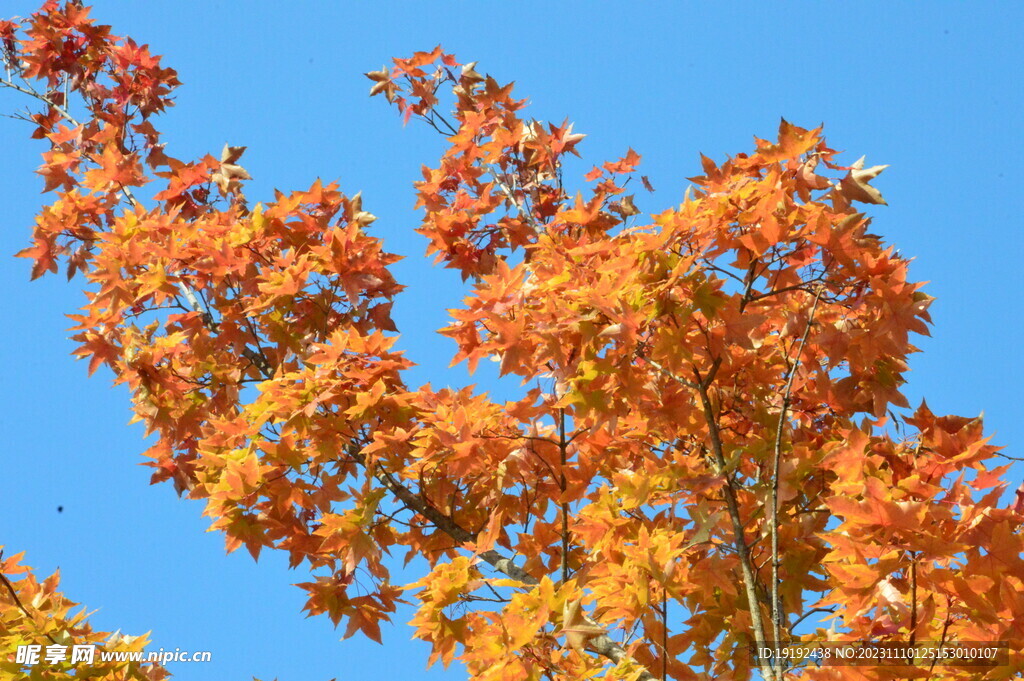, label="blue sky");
[1,2,1022,680]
